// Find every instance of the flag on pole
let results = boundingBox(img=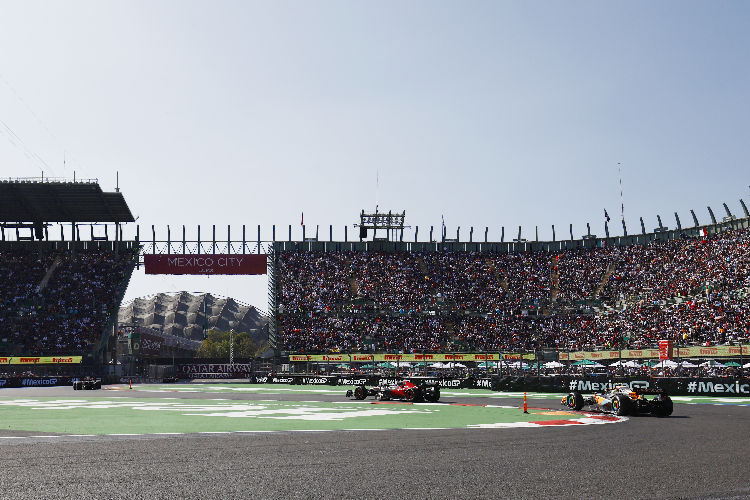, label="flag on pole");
[604,209,611,222]
[301,212,304,226]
